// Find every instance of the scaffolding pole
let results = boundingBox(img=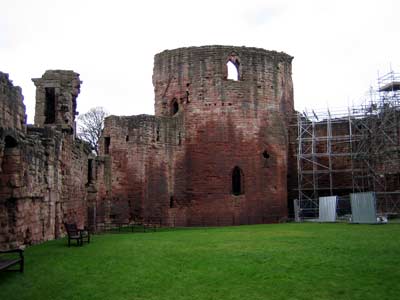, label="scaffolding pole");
[293,71,400,219]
